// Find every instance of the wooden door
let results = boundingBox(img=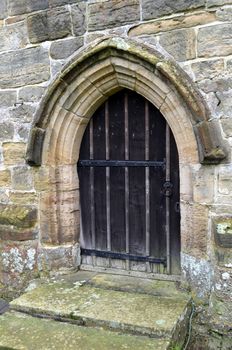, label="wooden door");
[77,89,180,275]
